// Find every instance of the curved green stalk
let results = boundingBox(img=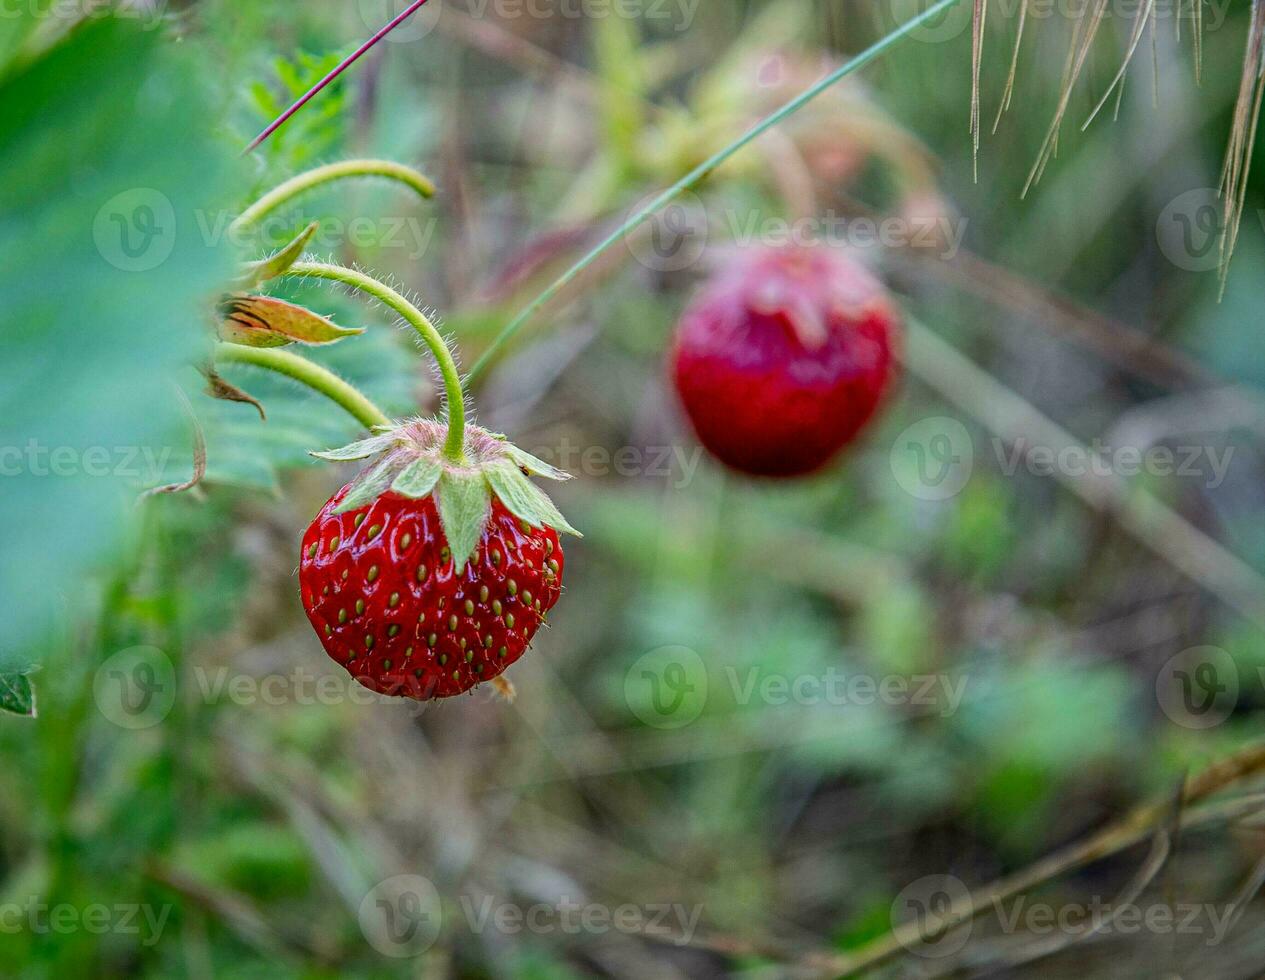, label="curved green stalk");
[231,160,436,231]
[215,343,392,430]
[286,261,468,461]
[464,0,964,385]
